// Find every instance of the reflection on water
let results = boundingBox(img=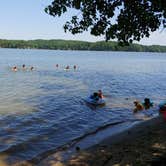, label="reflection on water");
[0,48,166,164]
